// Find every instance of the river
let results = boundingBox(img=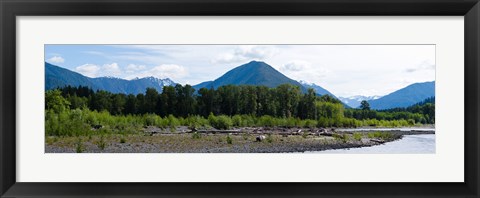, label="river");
[314,134,435,154]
